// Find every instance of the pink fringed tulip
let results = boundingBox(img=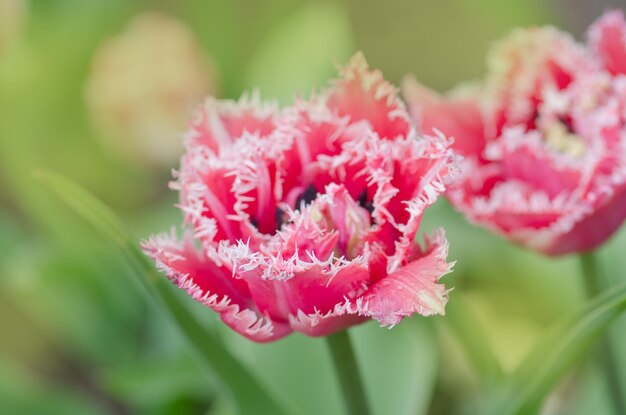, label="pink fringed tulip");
[143,54,457,342]
[404,14,626,256]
